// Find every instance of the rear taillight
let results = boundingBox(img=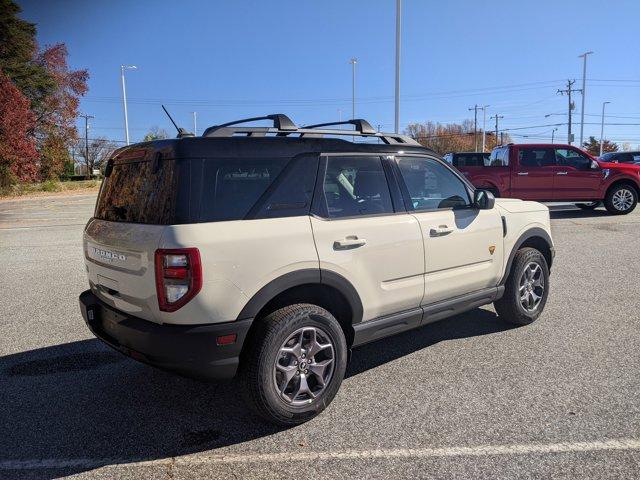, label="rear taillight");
[155,248,202,312]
